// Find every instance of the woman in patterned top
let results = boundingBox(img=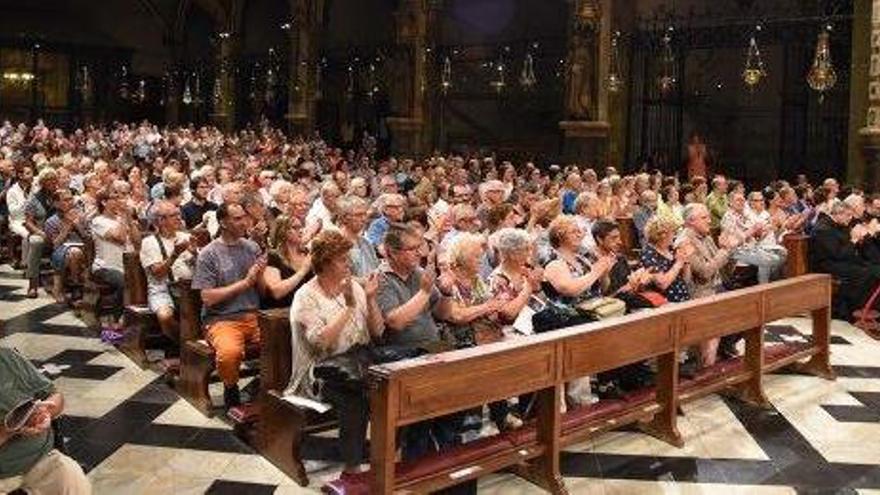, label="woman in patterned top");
[543,215,616,308]
[489,228,543,325]
[287,230,383,474]
[640,216,694,303]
